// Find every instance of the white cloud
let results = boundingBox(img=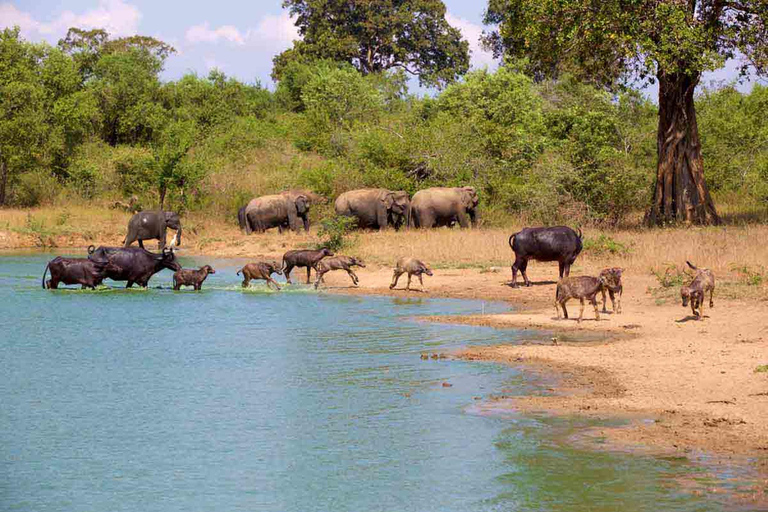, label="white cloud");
[186,22,245,45]
[446,12,497,70]
[185,12,298,48]
[0,0,141,42]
